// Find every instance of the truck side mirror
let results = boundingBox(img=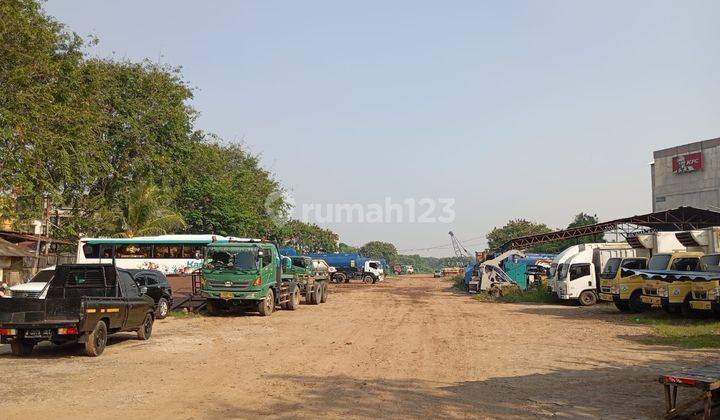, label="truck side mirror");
[285,258,292,270]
